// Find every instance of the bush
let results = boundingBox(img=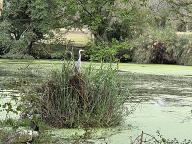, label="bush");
[38,61,129,128]
[131,27,192,65]
[86,39,130,62]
